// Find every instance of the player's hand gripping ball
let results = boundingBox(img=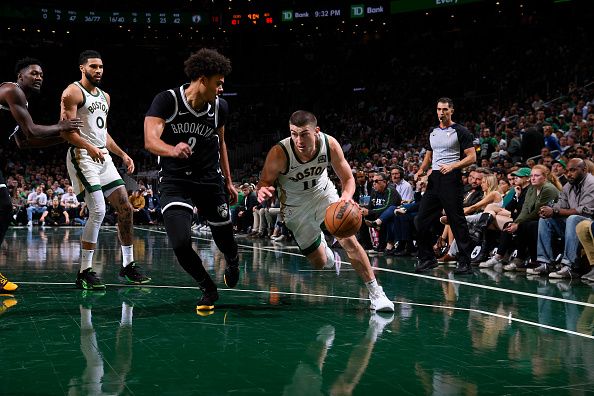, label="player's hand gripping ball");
[324,201,362,238]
